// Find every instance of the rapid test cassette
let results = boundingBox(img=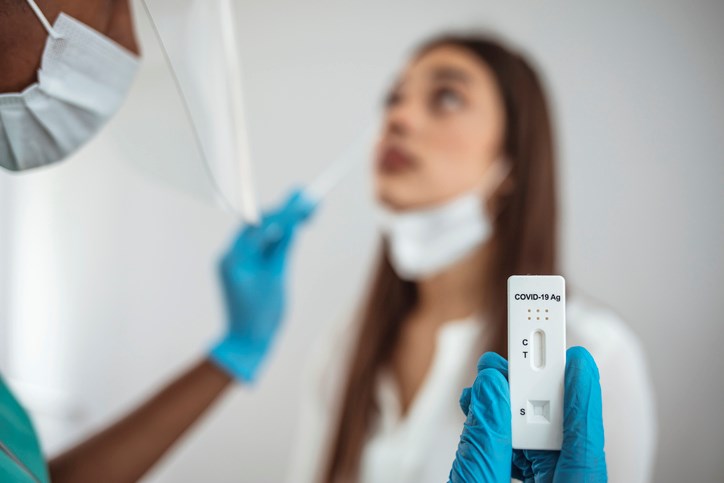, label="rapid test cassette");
[508,275,566,450]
